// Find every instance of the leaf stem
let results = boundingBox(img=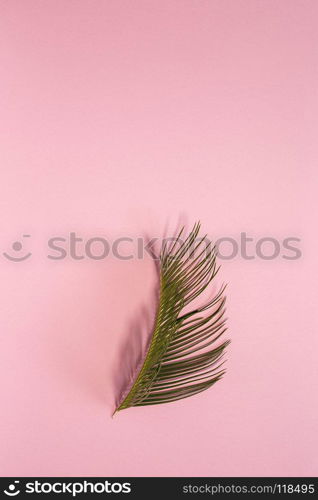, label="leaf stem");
[113,272,163,413]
